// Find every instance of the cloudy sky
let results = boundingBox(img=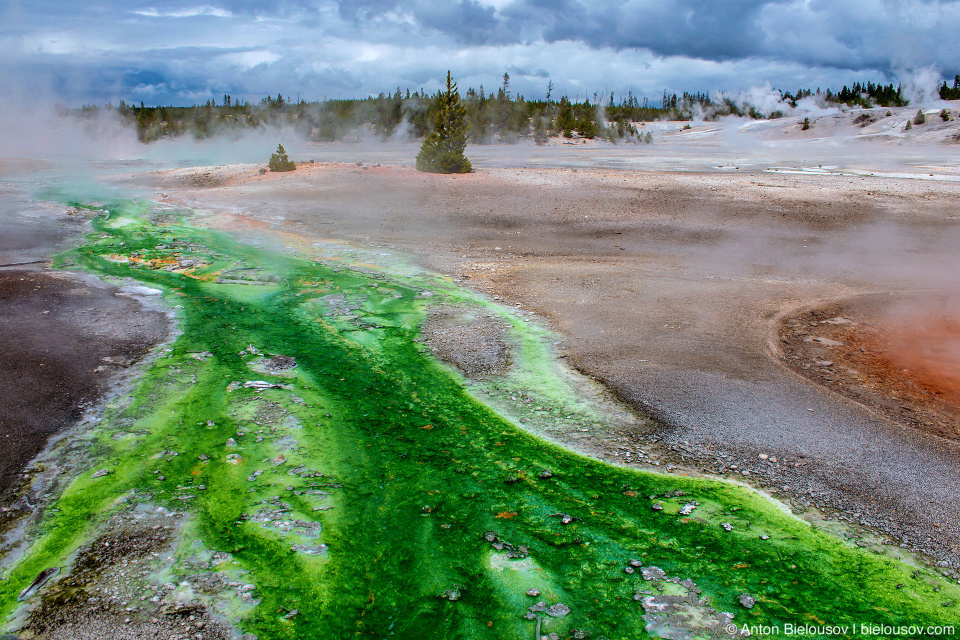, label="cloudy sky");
[2,0,958,106]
